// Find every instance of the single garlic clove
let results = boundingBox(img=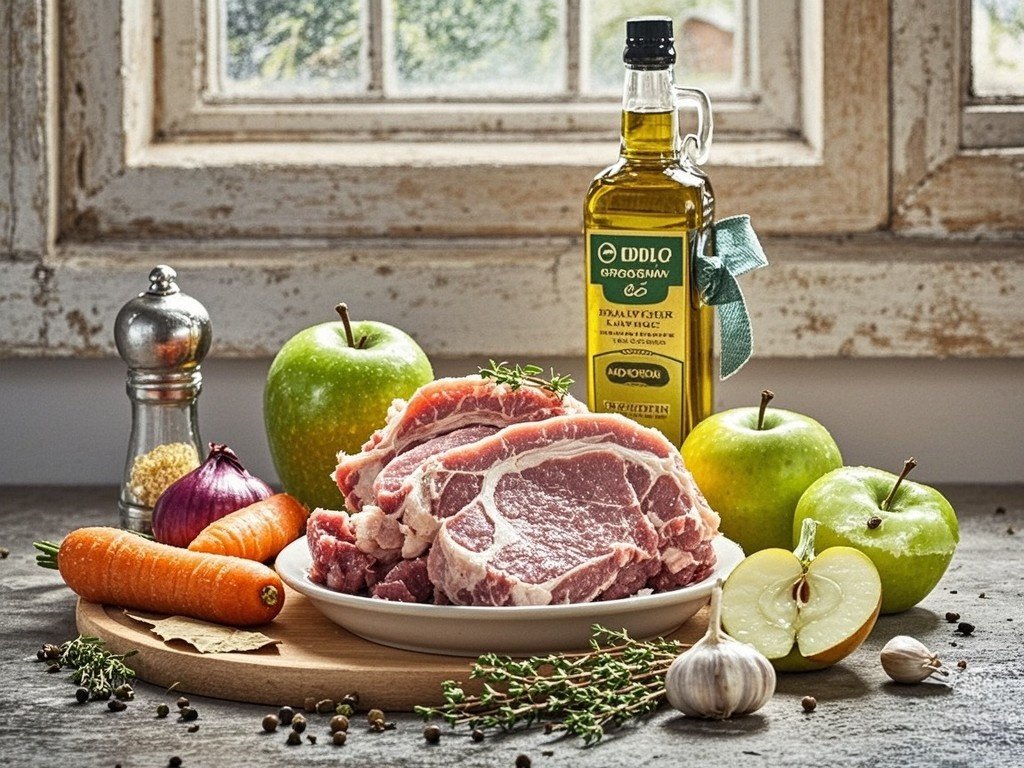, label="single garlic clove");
[665,581,777,719]
[880,635,950,684]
